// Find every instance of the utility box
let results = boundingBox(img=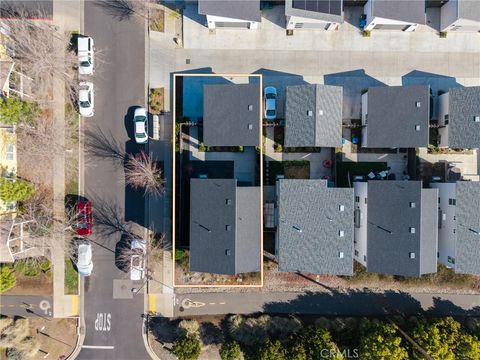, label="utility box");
[152,115,160,140]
